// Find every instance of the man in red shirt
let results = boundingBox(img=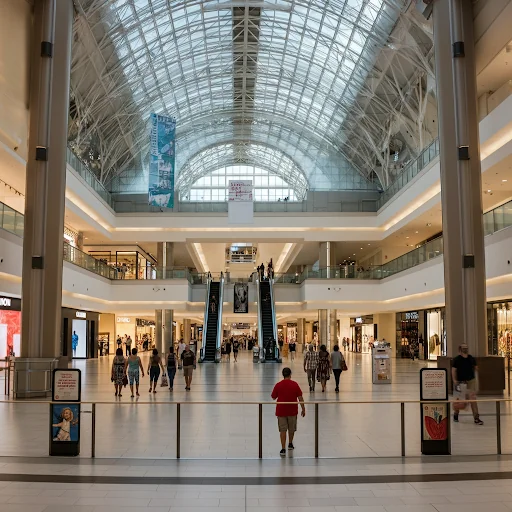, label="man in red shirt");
[271,367,306,456]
